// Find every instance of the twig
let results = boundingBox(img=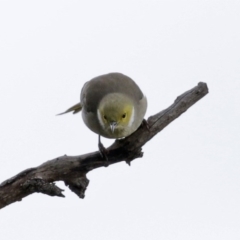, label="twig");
[0,82,208,209]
